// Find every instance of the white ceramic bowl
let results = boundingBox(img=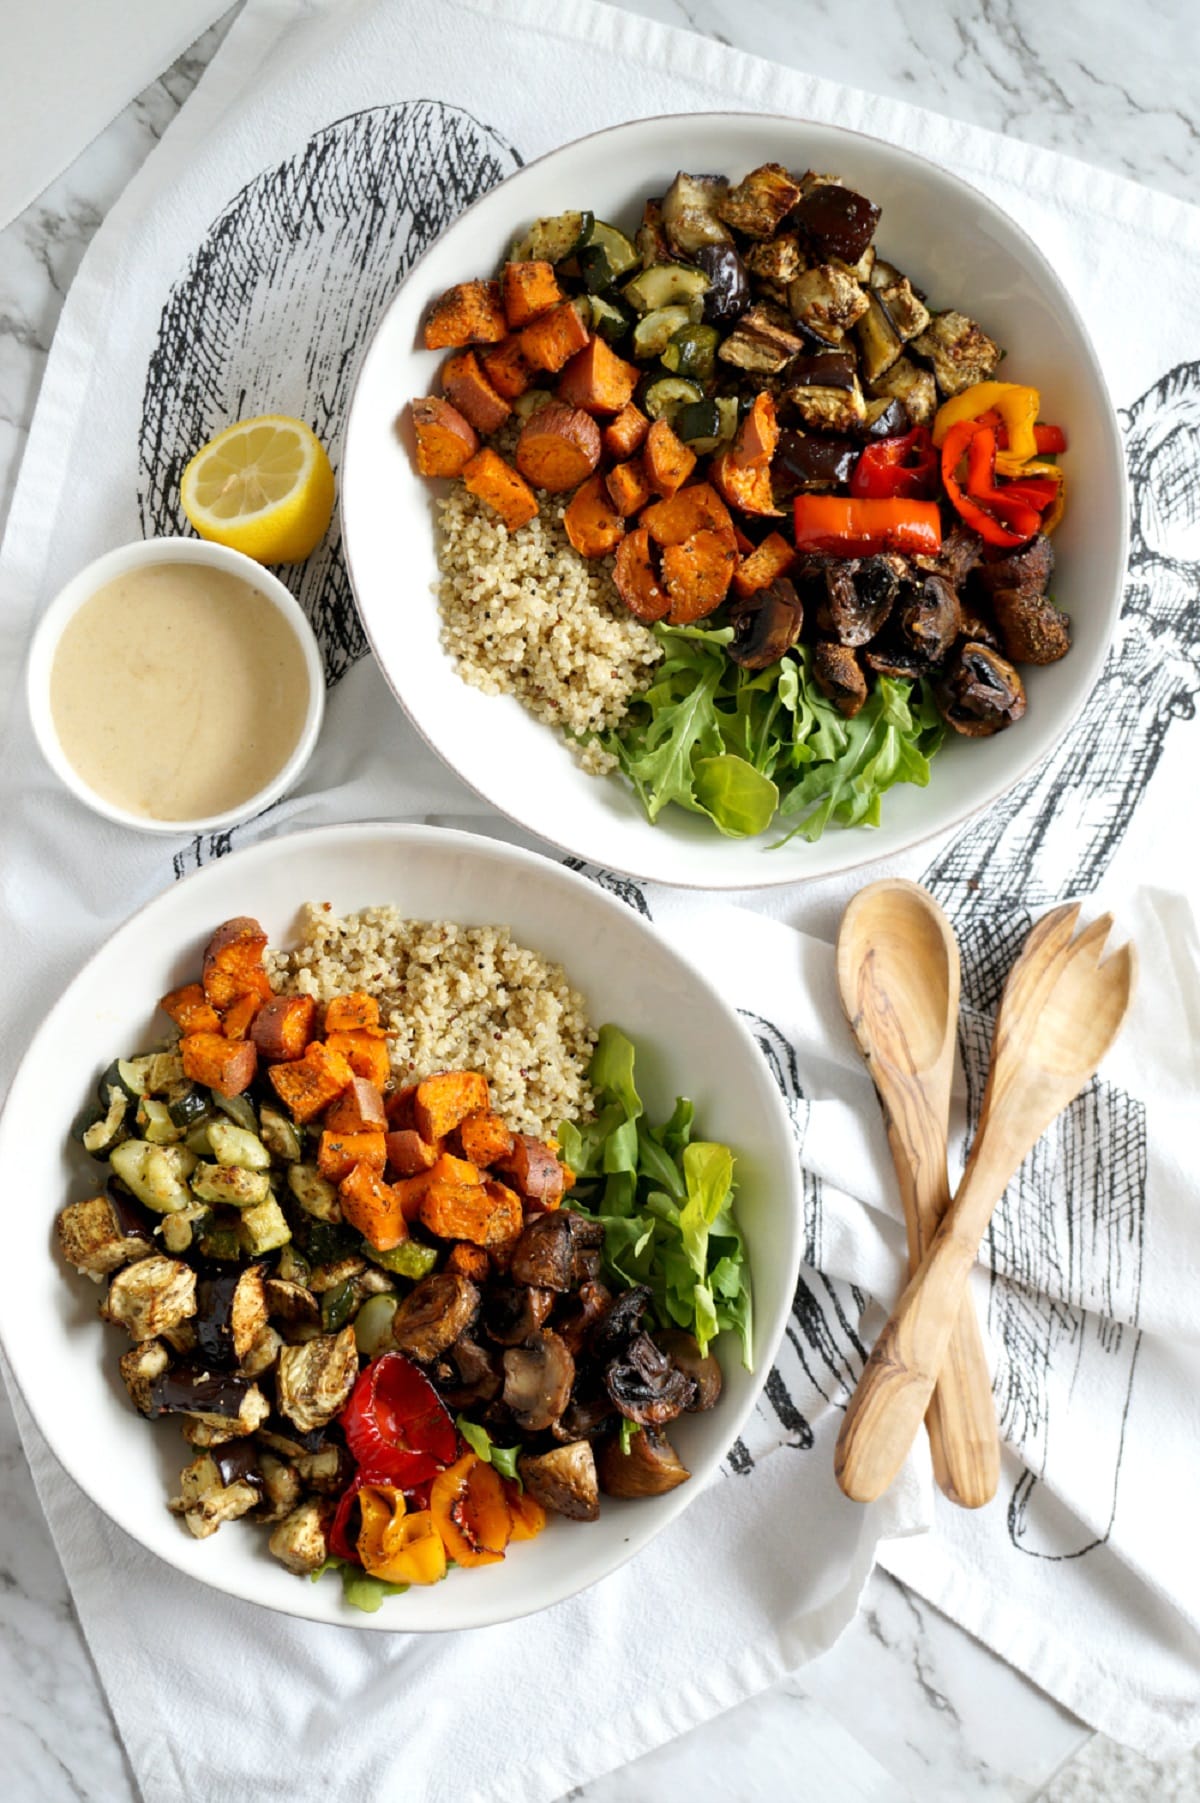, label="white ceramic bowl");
[26,536,325,835]
[0,822,802,1630]
[342,112,1127,889]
